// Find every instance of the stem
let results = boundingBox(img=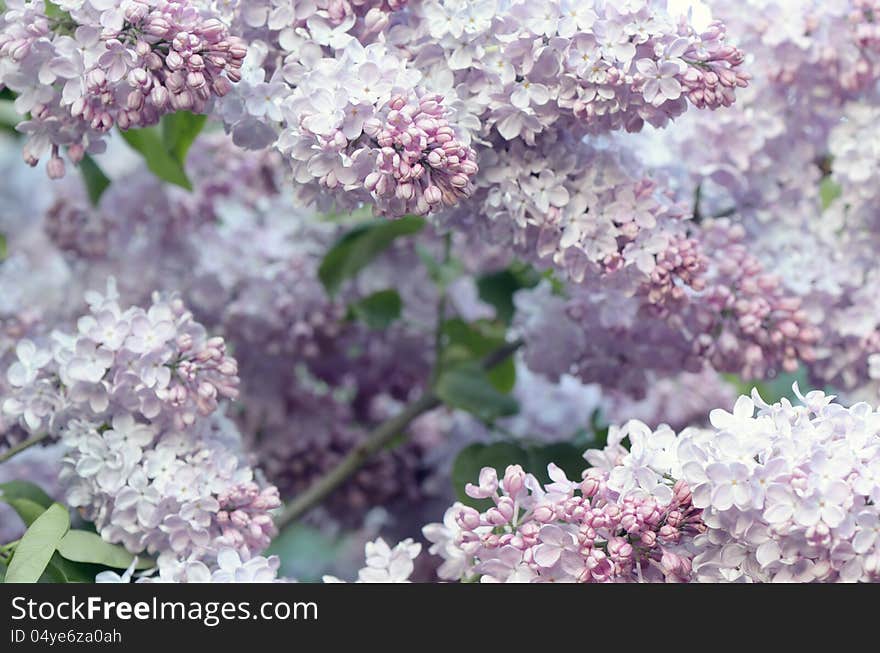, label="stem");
[692,183,703,222]
[276,338,524,528]
[0,432,49,464]
[432,233,452,383]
